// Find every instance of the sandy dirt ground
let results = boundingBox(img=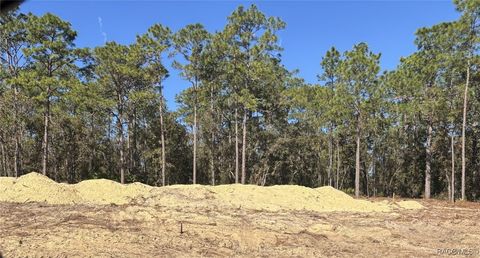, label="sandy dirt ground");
[0,199,479,257]
[0,173,478,257]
